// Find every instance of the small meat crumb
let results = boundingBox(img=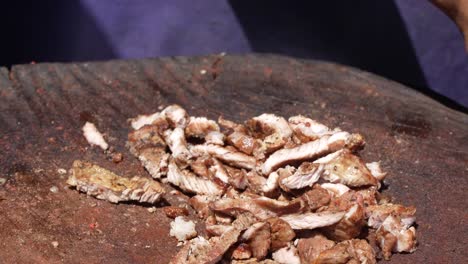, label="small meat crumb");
[163,206,189,219]
[51,241,59,248]
[169,216,197,241]
[57,168,67,175]
[49,186,59,193]
[147,207,157,213]
[82,122,109,150]
[111,152,123,163]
